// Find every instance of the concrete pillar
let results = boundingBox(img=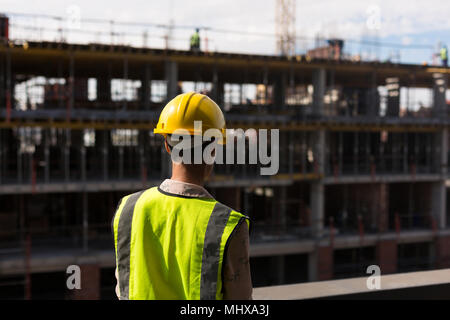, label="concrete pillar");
[82,192,88,252]
[0,130,2,184]
[308,245,333,281]
[309,126,330,282]
[431,182,446,229]
[216,81,225,108]
[311,182,324,238]
[139,131,147,185]
[433,73,447,118]
[378,183,389,232]
[68,53,74,112]
[97,77,111,102]
[273,72,287,107]
[118,147,124,180]
[64,130,70,182]
[288,131,294,174]
[312,68,326,116]
[141,64,151,109]
[17,140,22,183]
[437,129,448,177]
[5,48,15,109]
[80,144,86,182]
[69,264,100,300]
[165,60,178,100]
[314,130,325,175]
[98,130,109,181]
[263,67,269,105]
[122,57,128,110]
[211,66,224,106]
[71,130,84,180]
[386,77,400,117]
[0,54,4,108]
[376,238,397,274]
[432,128,448,229]
[44,129,50,183]
[97,62,112,103]
[311,130,325,238]
[367,72,379,117]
